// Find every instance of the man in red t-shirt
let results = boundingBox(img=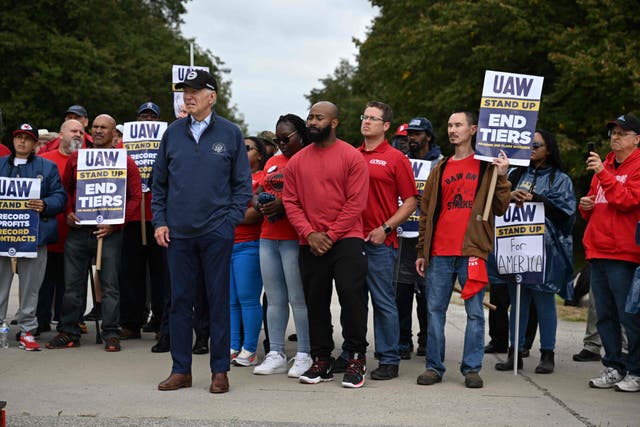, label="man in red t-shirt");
[37,119,85,331]
[283,101,370,389]
[415,111,510,389]
[351,102,417,381]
